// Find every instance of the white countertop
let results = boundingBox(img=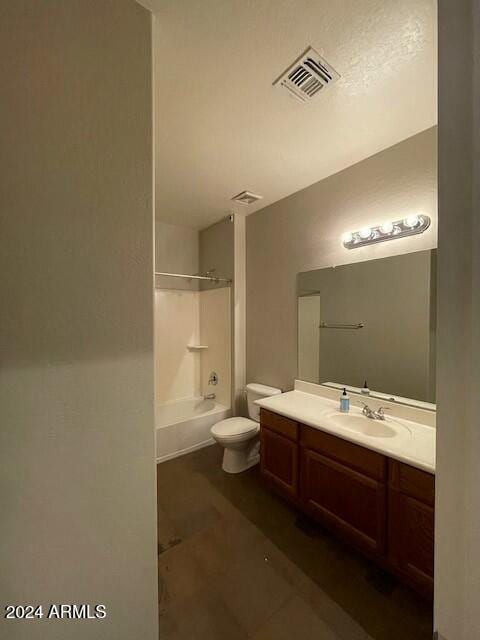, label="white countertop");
[256,390,436,474]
